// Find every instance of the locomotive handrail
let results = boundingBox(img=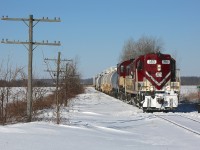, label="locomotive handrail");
[136,68,138,92]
